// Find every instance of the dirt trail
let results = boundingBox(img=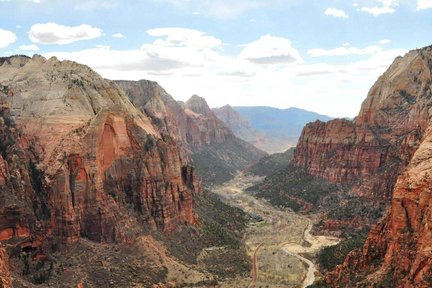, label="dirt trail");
[213,173,339,288]
[283,224,340,287]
